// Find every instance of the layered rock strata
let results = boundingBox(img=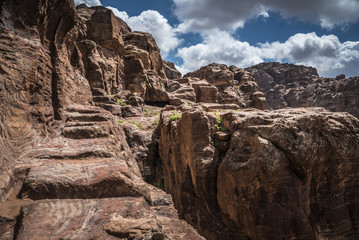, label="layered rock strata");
[1,0,359,239]
[0,0,203,239]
